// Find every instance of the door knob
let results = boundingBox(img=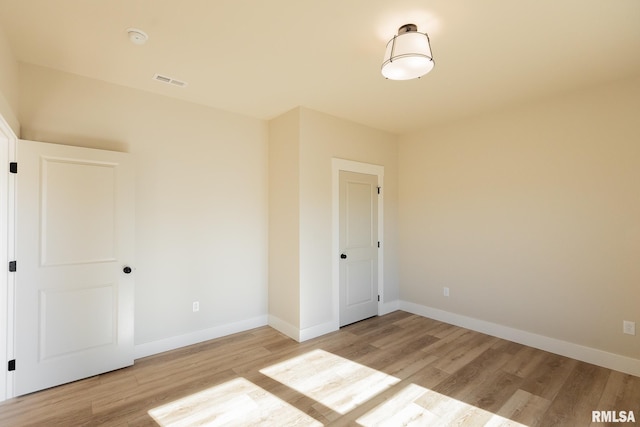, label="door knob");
[340,254,347,259]
[123,266,132,274]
